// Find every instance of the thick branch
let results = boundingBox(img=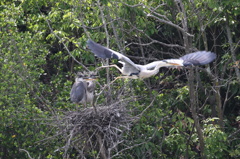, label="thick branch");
[226,15,240,82]
[96,134,108,159]
[188,68,206,159]
[147,14,193,37]
[97,0,113,103]
[175,0,205,157]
